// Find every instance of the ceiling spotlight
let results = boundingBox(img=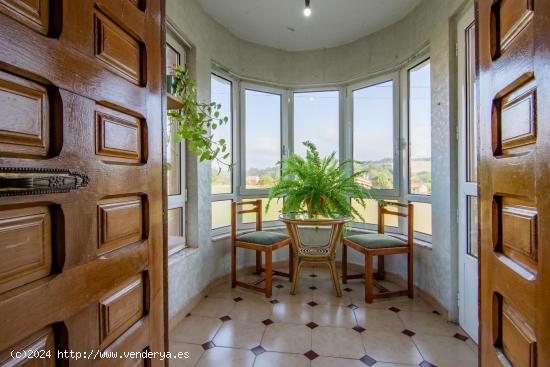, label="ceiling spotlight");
[304,0,311,17]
